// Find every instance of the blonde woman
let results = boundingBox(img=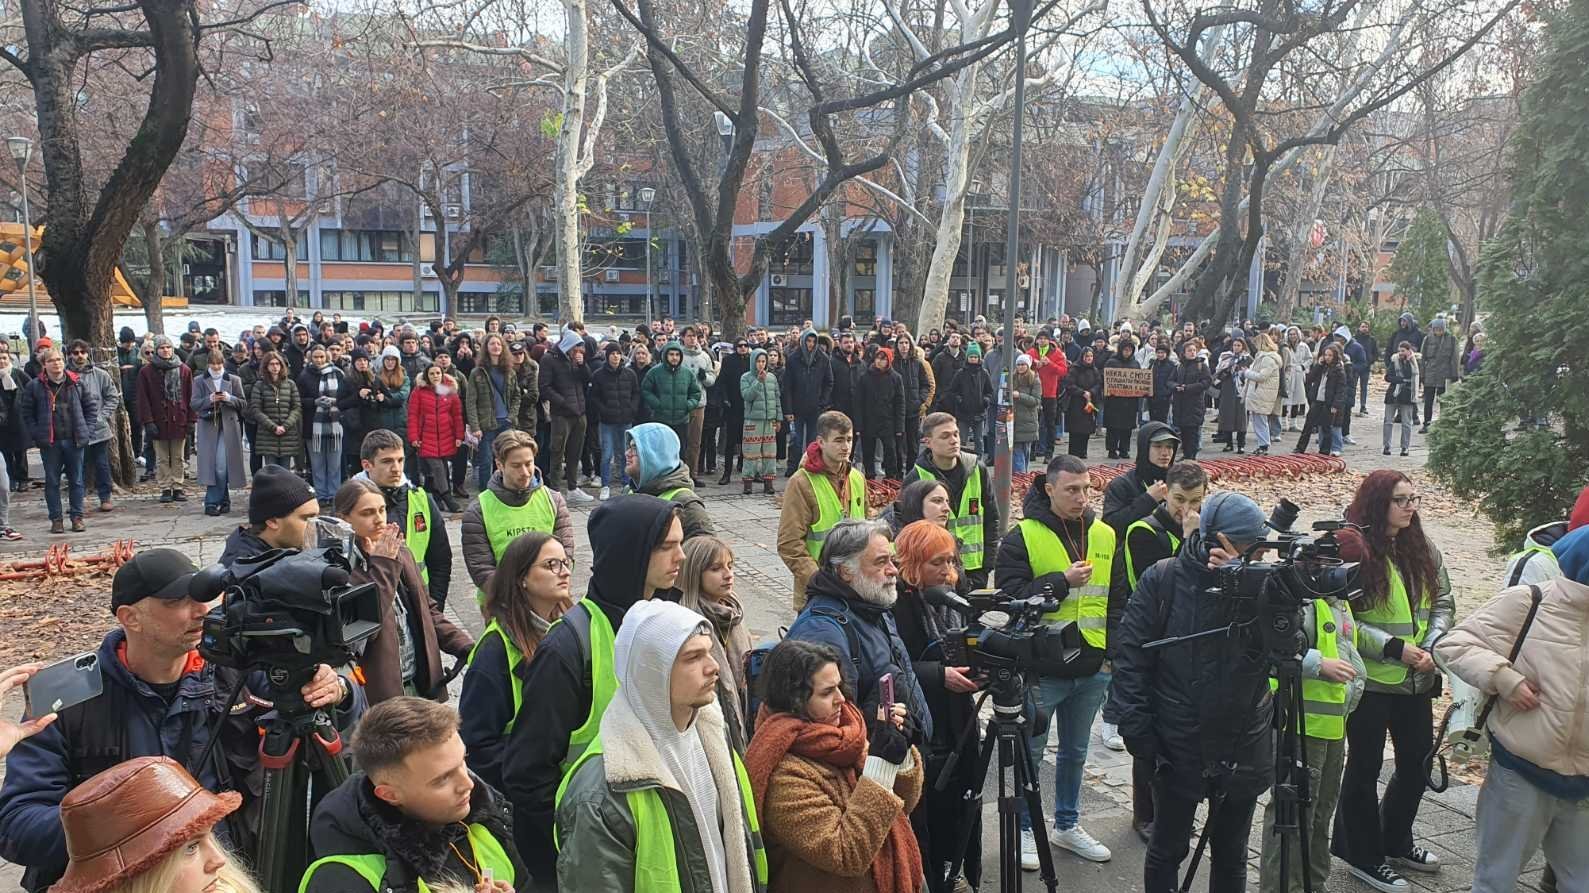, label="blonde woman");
[680,535,755,749]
